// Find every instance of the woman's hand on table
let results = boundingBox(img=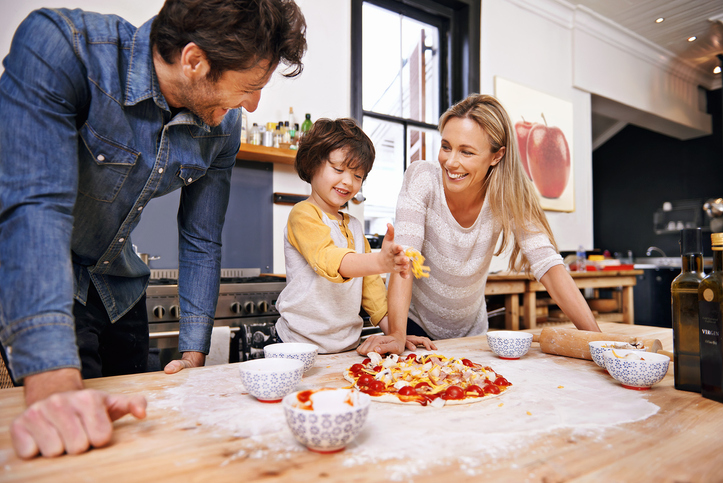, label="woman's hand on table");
[164,351,206,374]
[12,368,147,459]
[405,335,437,351]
